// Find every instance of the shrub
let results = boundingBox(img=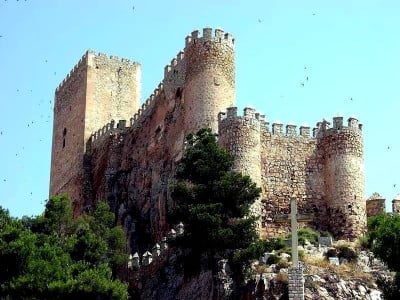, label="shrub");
[377,272,400,300]
[277,259,289,269]
[275,271,288,284]
[287,227,320,246]
[266,254,280,265]
[298,250,305,261]
[298,228,320,246]
[356,235,369,250]
[336,245,358,262]
[326,248,338,258]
